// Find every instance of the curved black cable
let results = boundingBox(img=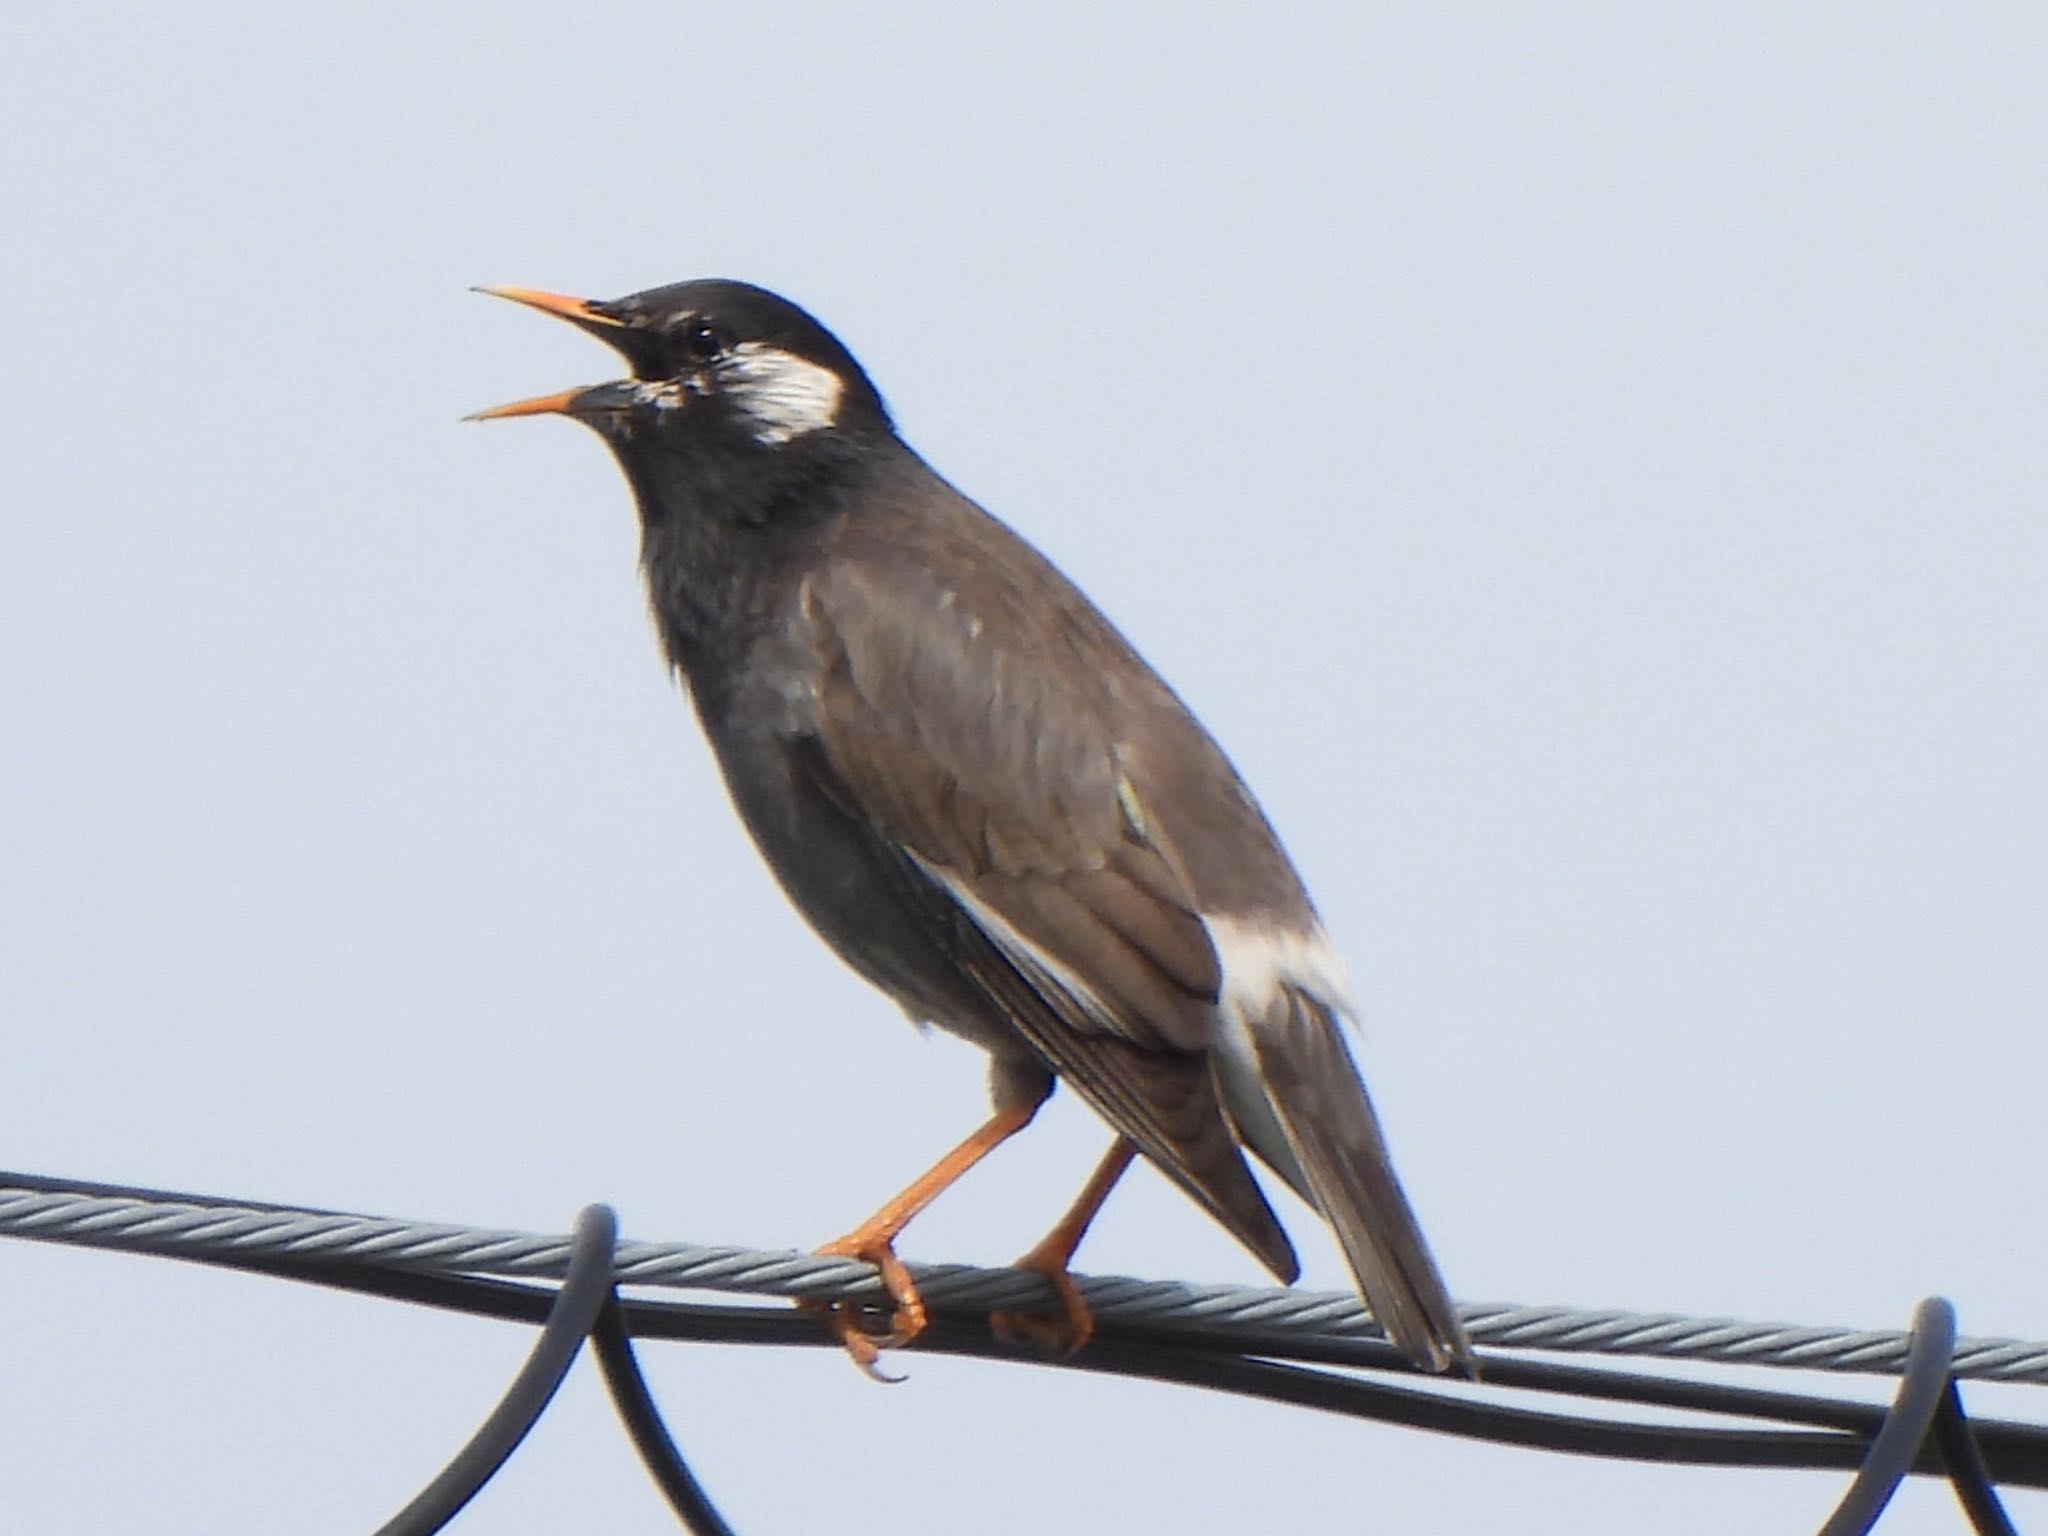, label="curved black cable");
[615,1301,2048,1488]
[100,1234,2048,1493]
[1815,1298,1957,1536]
[1933,1381,2019,1536]
[372,1205,619,1536]
[593,1297,739,1536]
